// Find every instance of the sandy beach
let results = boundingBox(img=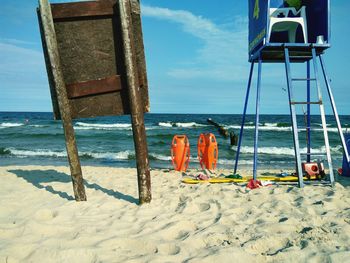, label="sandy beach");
[0,165,349,262]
